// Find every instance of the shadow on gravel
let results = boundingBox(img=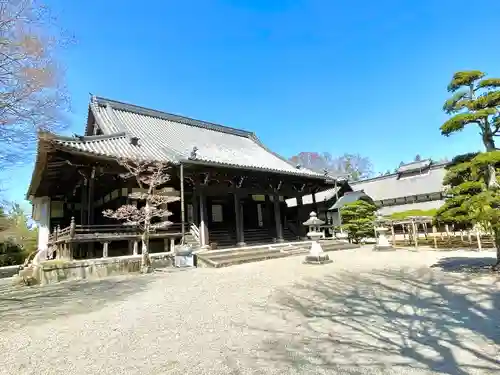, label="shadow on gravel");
[0,275,154,328]
[431,256,497,274]
[249,268,500,374]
